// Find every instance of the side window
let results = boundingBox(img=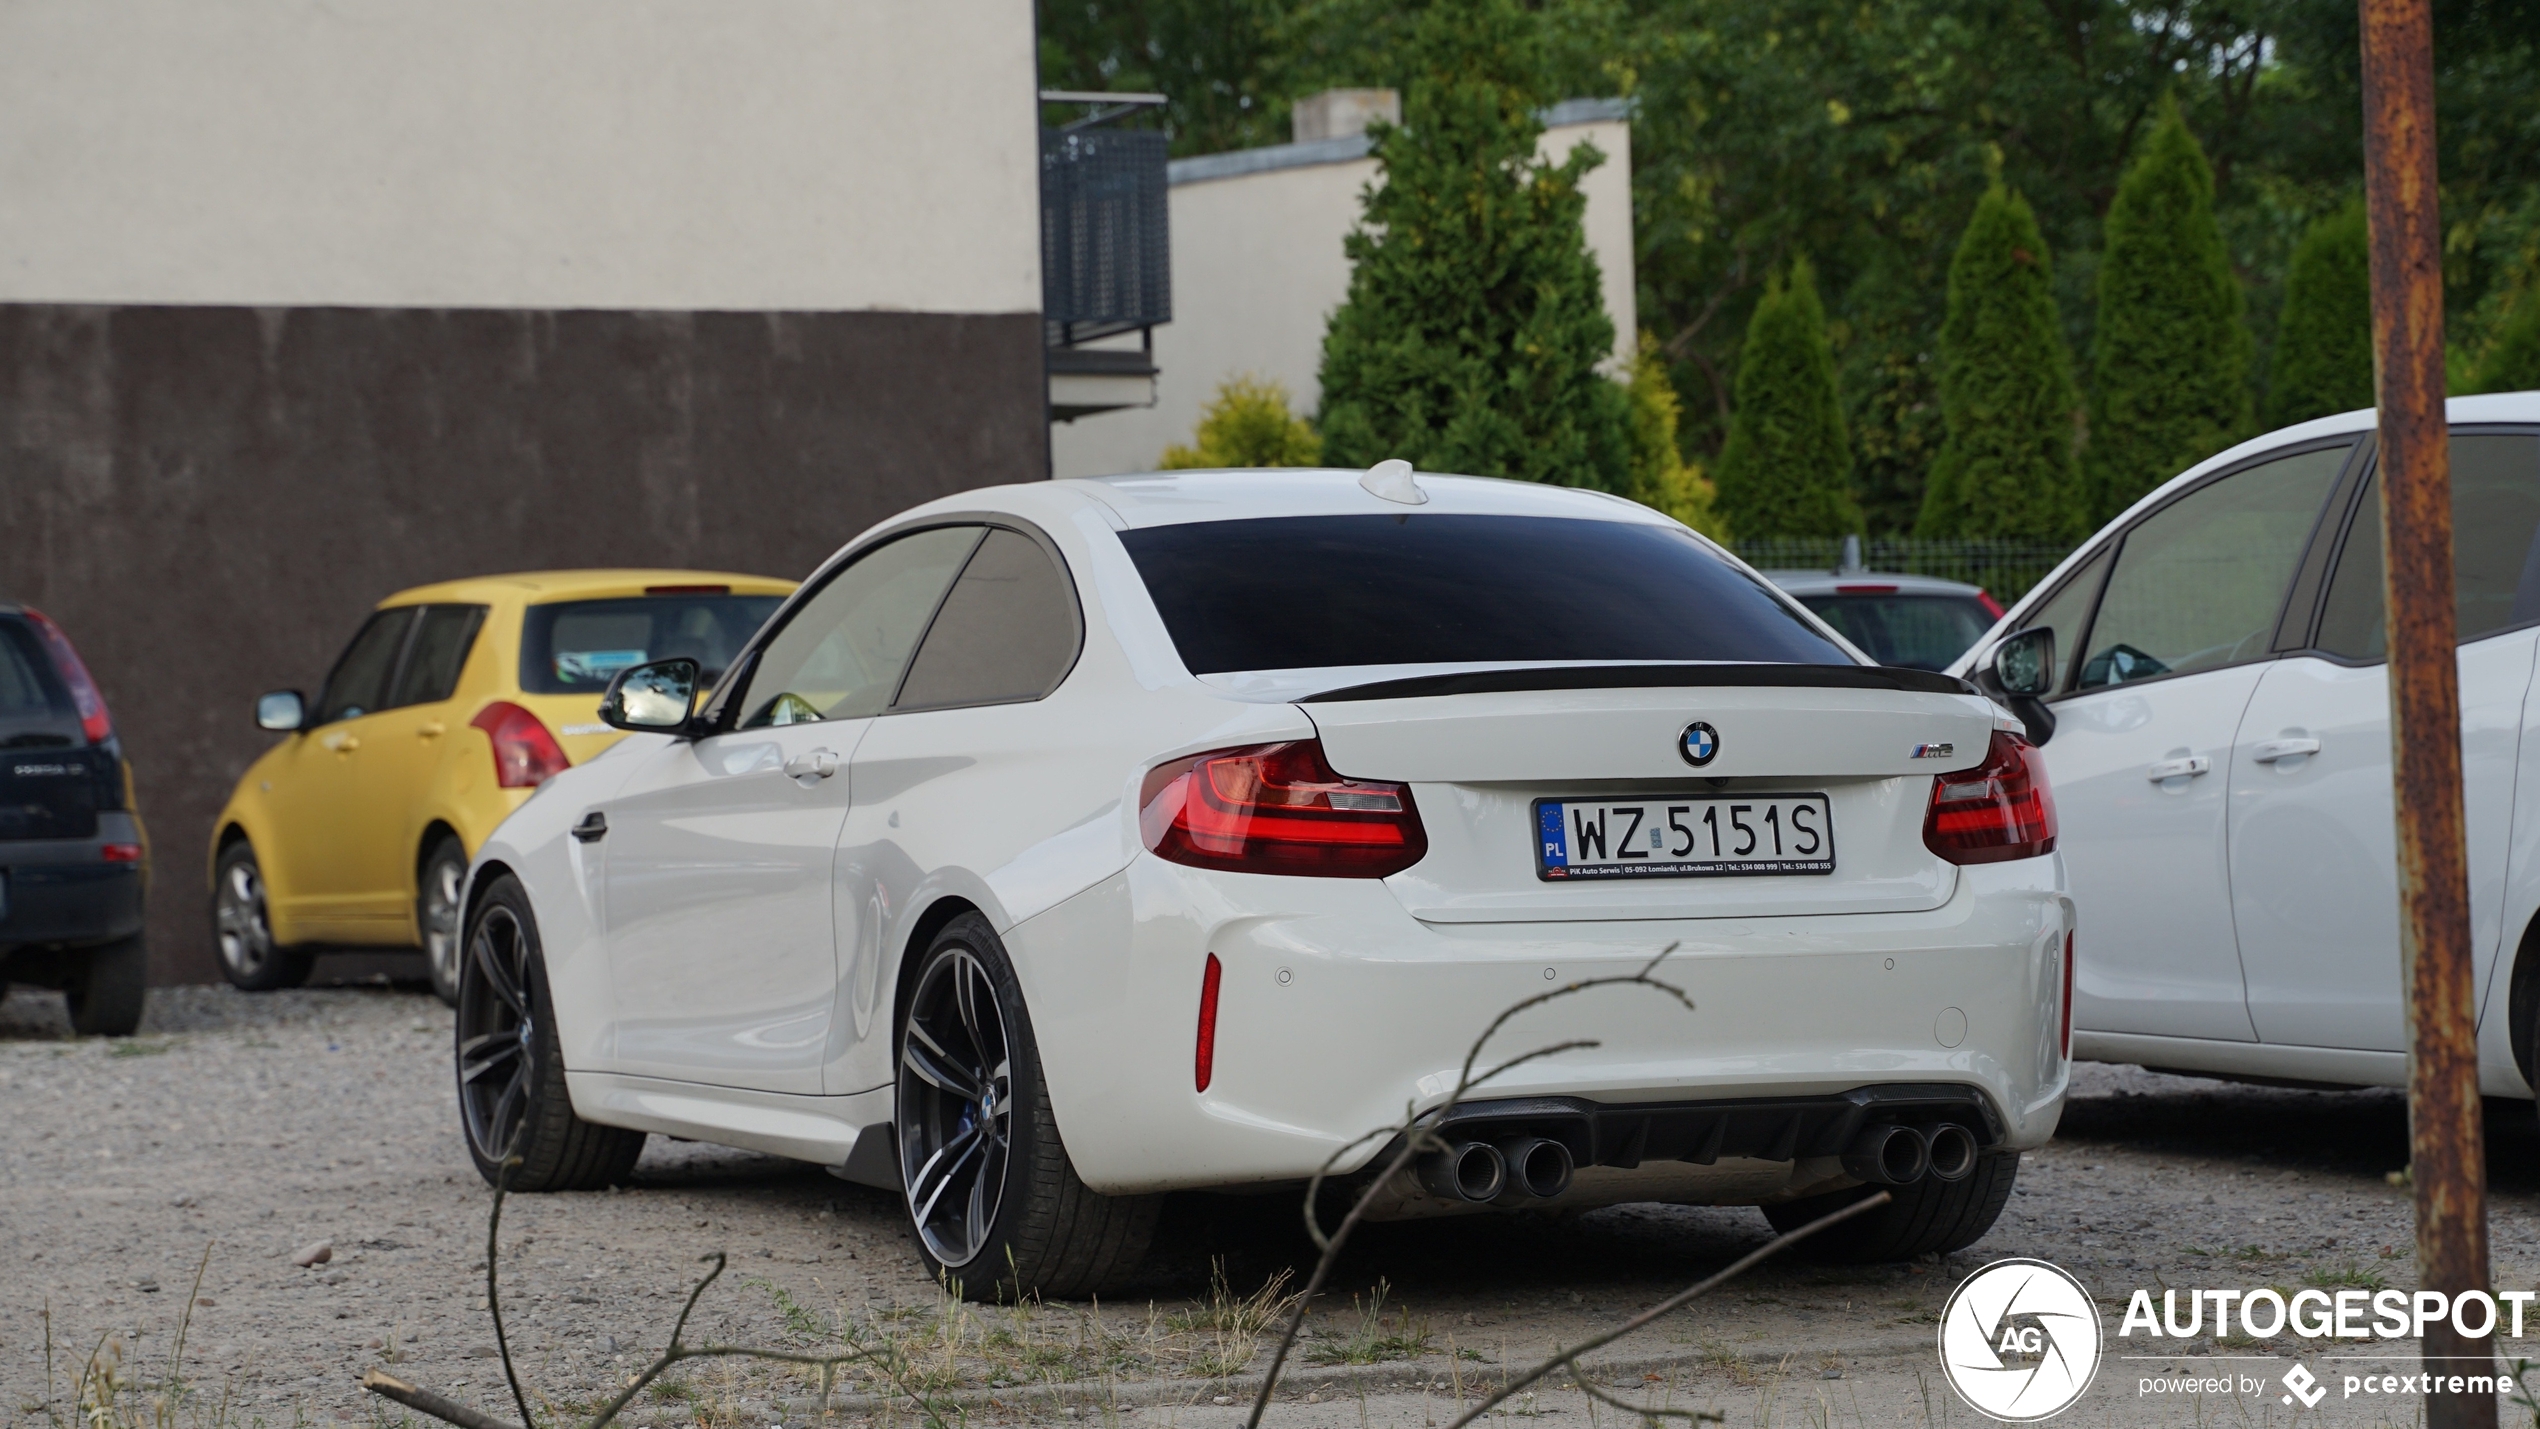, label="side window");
[2014,550,2110,696]
[2075,446,2349,690]
[894,530,1082,710]
[735,526,983,728]
[388,605,487,708]
[315,609,417,725]
[2315,434,2540,660]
